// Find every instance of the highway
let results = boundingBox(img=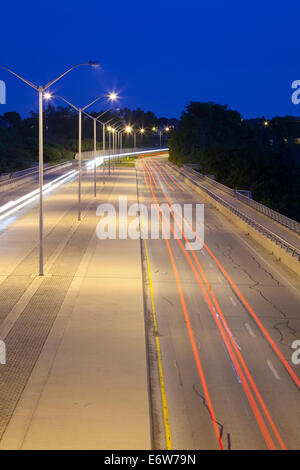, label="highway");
[0,152,299,450]
[137,155,300,450]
